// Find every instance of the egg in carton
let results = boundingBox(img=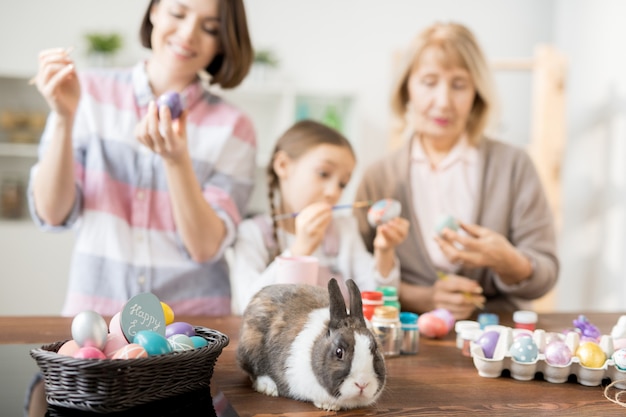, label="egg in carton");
[470,324,626,388]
